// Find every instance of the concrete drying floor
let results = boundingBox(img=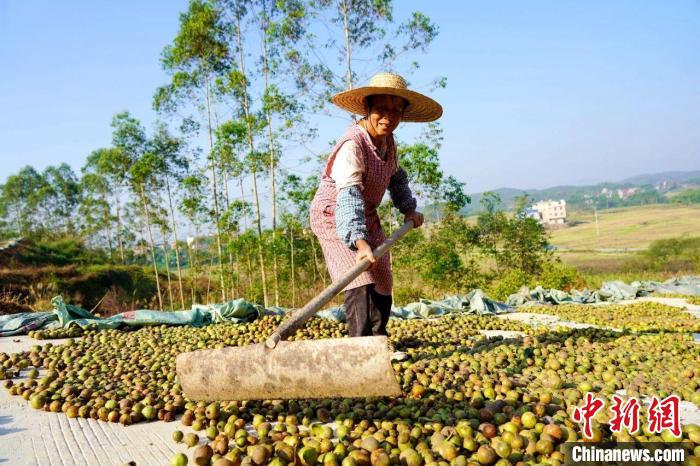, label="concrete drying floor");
[0,297,698,465]
[0,336,191,465]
